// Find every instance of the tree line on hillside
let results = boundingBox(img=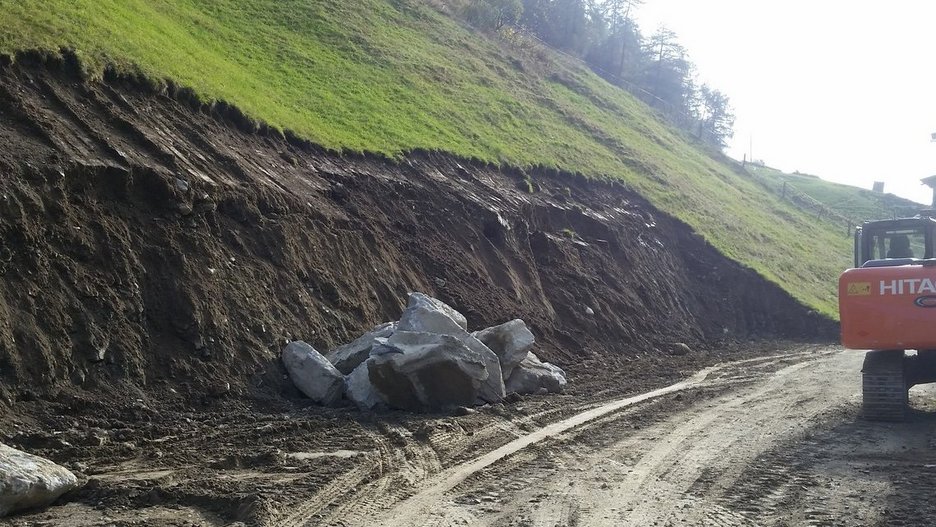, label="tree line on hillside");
[461,0,735,149]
